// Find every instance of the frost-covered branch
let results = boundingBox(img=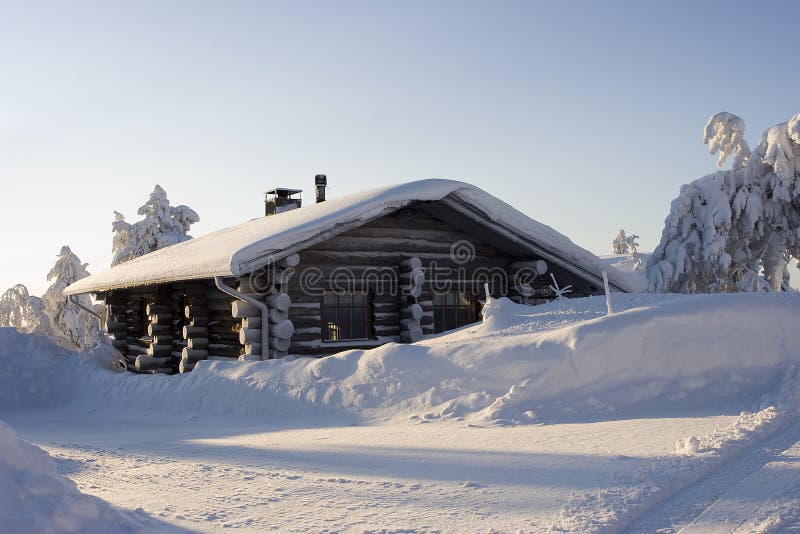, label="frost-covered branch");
[704,112,751,170]
[548,273,572,300]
